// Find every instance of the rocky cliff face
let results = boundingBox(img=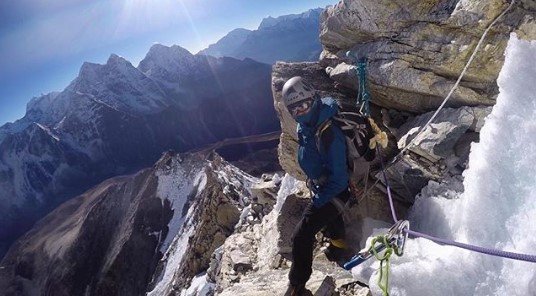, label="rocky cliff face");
[0,44,278,259]
[201,2,536,295]
[274,0,536,204]
[317,0,536,112]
